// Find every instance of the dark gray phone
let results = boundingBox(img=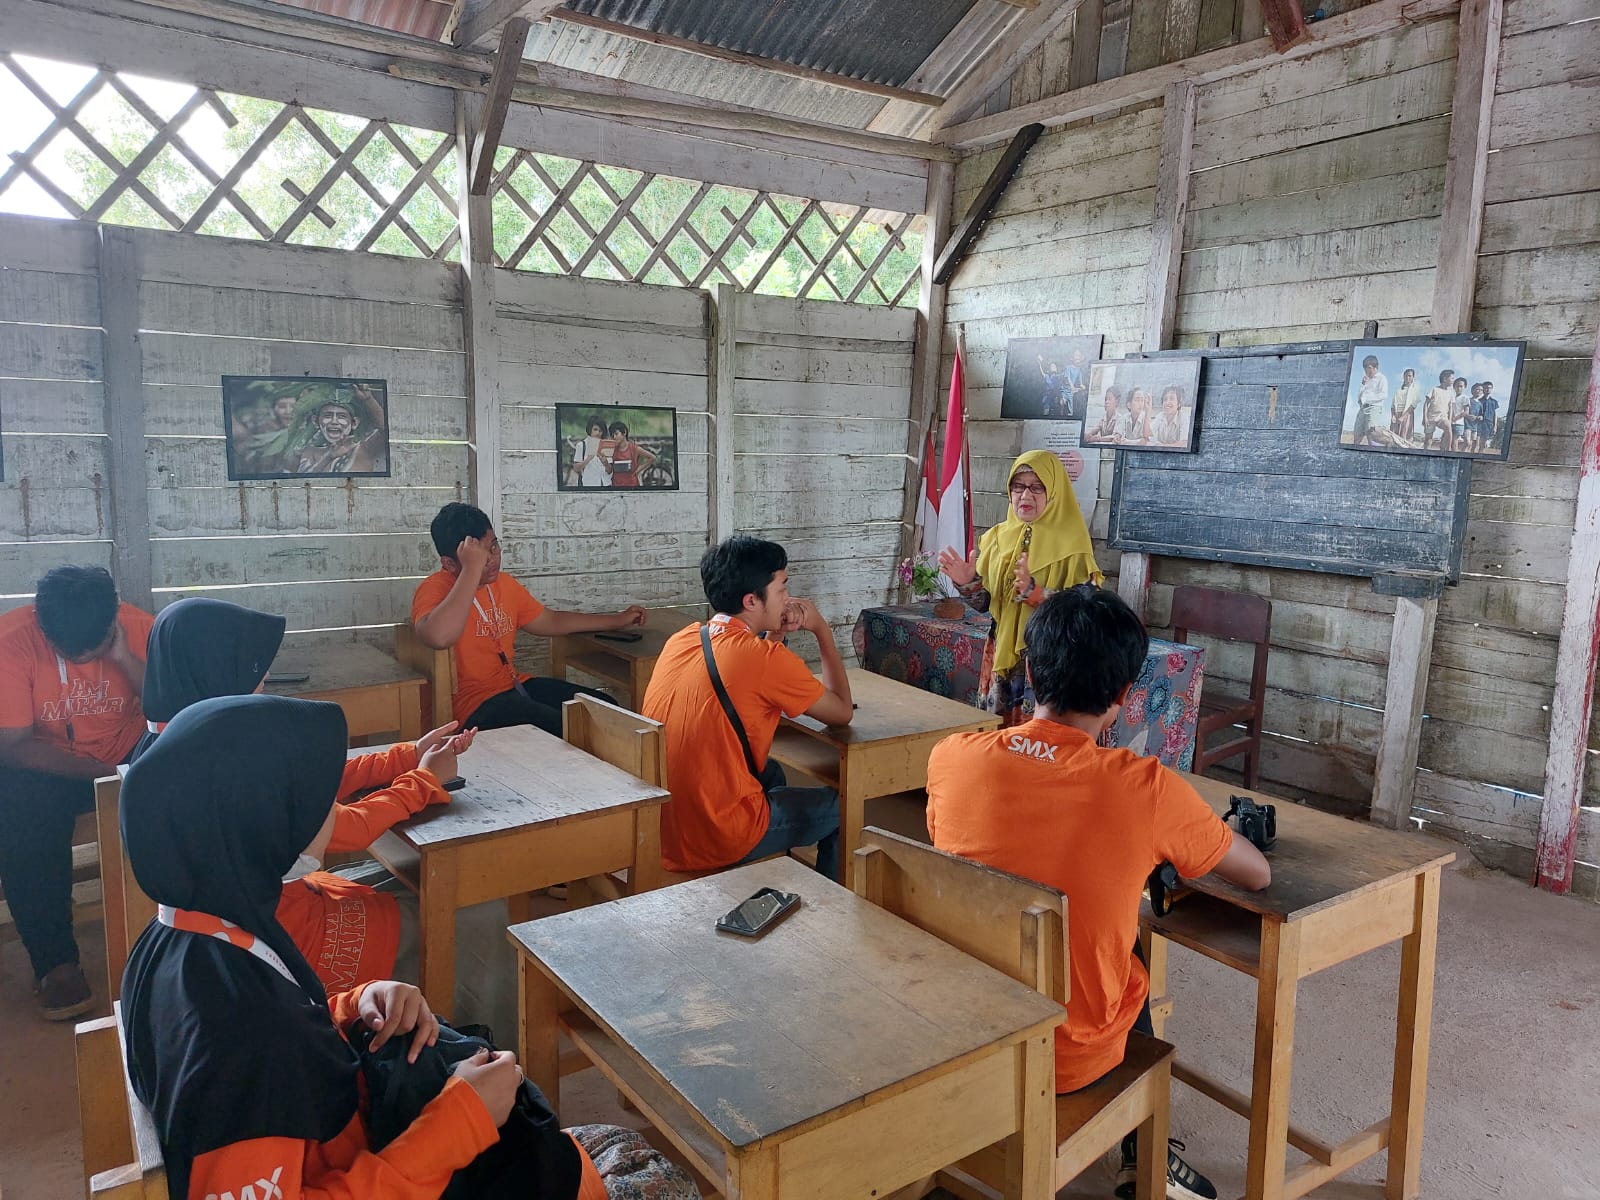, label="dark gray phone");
[716,888,800,937]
